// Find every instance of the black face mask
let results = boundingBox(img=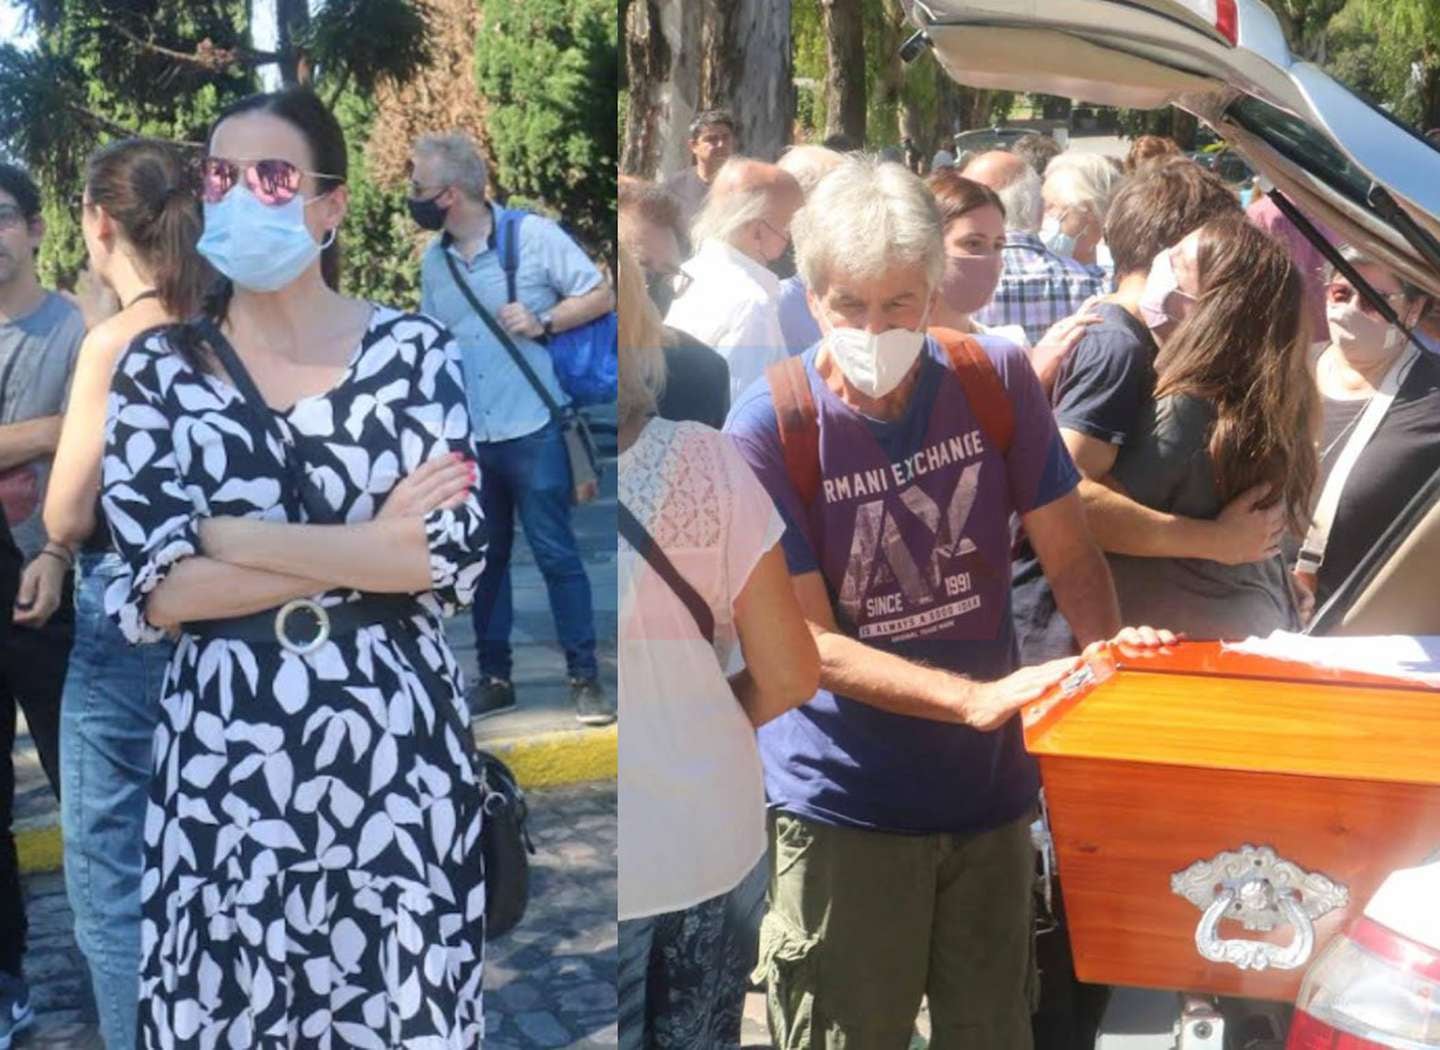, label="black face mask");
[768,242,797,281]
[408,192,449,232]
[646,270,676,316]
